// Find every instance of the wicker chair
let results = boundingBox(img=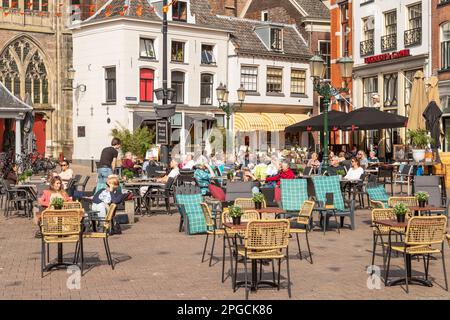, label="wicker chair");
[222,209,260,225]
[40,209,84,277]
[234,198,267,210]
[235,219,291,299]
[289,200,315,263]
[385,216,448,293]
[75,204,117,270]
[62,201,83,209]
[201,203,225,266]
[370,200,386,209]
[388,197,417,218]
[370,208,405,272]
